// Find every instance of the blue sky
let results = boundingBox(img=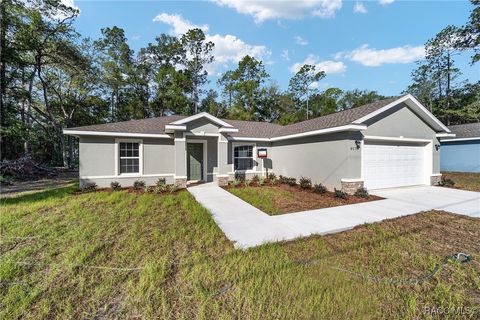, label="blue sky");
[72,0,478,96]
